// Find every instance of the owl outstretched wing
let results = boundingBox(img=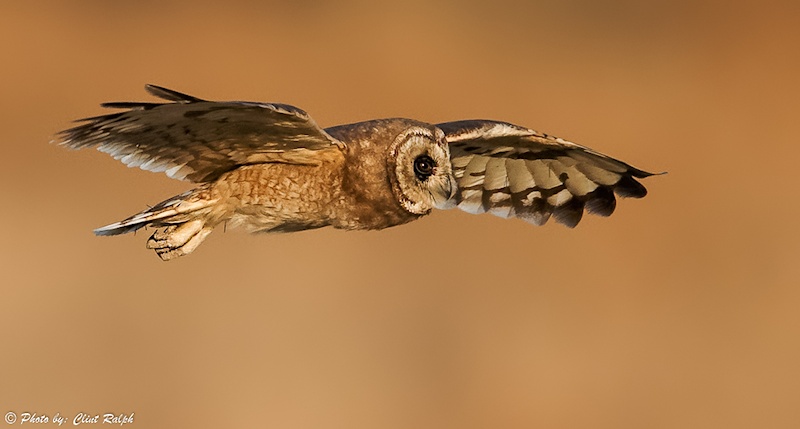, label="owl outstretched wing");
[58,84,343,183]
[438,120,656,227]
